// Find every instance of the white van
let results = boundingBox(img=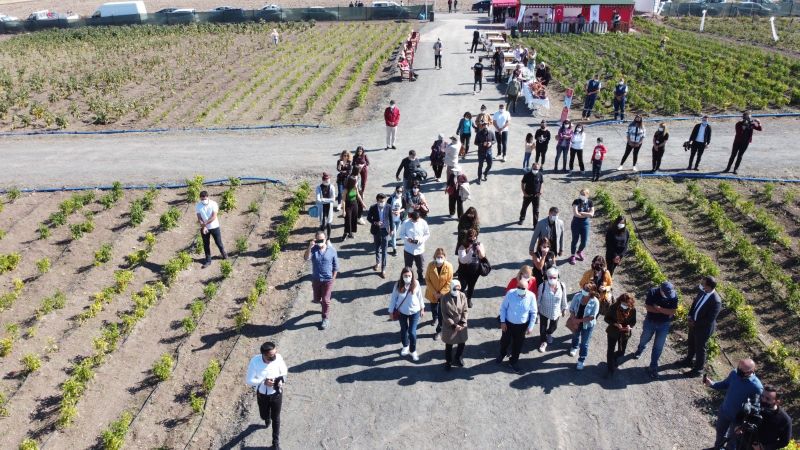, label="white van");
[92,1,147,18]
[372,1,402,6]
